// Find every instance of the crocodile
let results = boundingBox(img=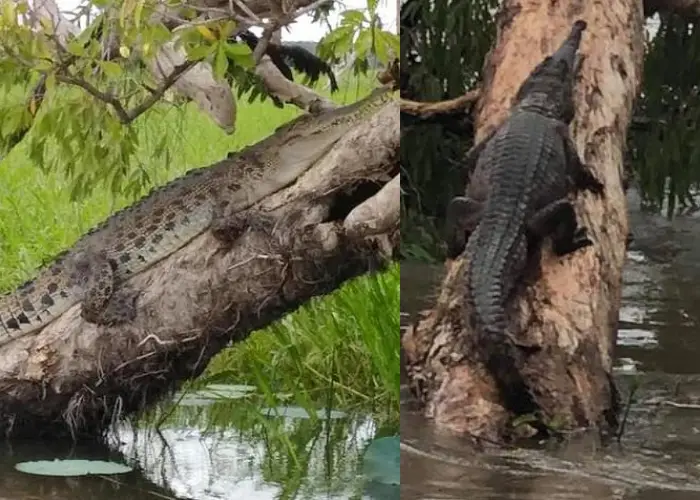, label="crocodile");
[445,20,604,347]
[0,85,394,346]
